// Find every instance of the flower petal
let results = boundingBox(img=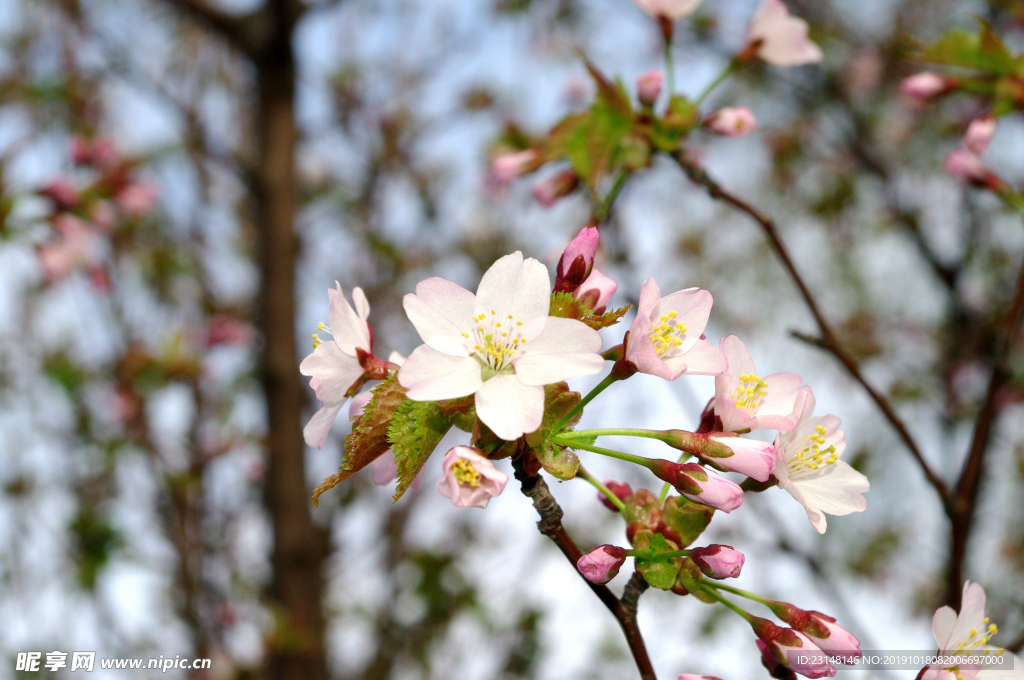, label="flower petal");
[475,374,545,440]
[403,277,477,356]
[398,345,483,401]
[932,605,959,650]
[328,284,372,354]
[303,402,345,450]
[512,317,604,385]
[783,460,869,533]
[948,581,988,650]
[655,287,713,338]
[299,341,365,404]
[371,450,398,485]
[352,286,371,320]
[475,252,550,341]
